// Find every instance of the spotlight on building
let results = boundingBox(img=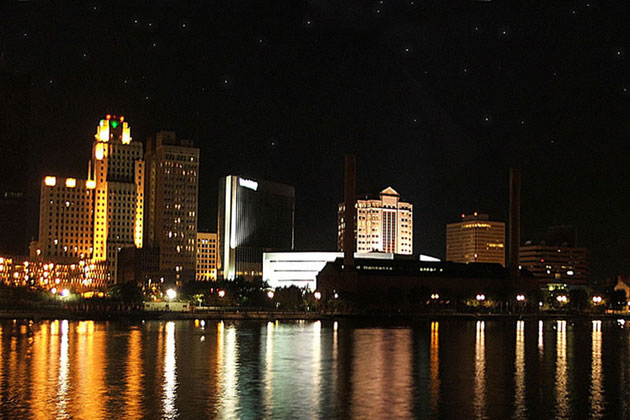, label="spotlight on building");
[165,288,177,300]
